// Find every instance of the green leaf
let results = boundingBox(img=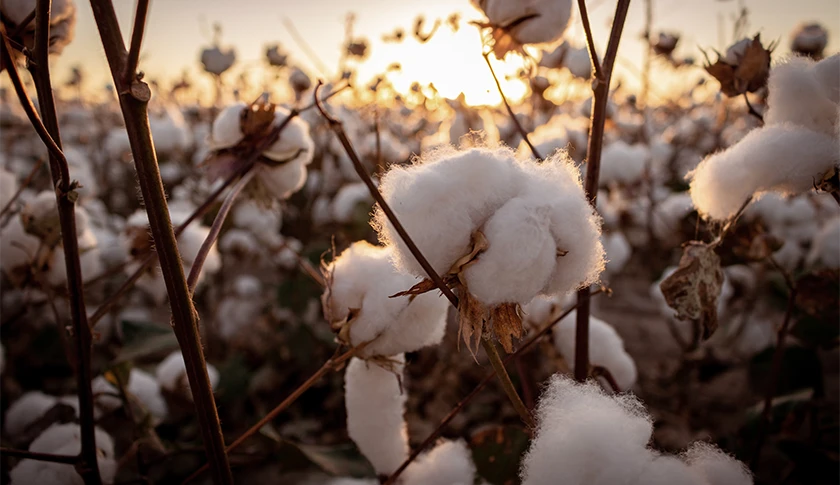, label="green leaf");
[470,425,530,485]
